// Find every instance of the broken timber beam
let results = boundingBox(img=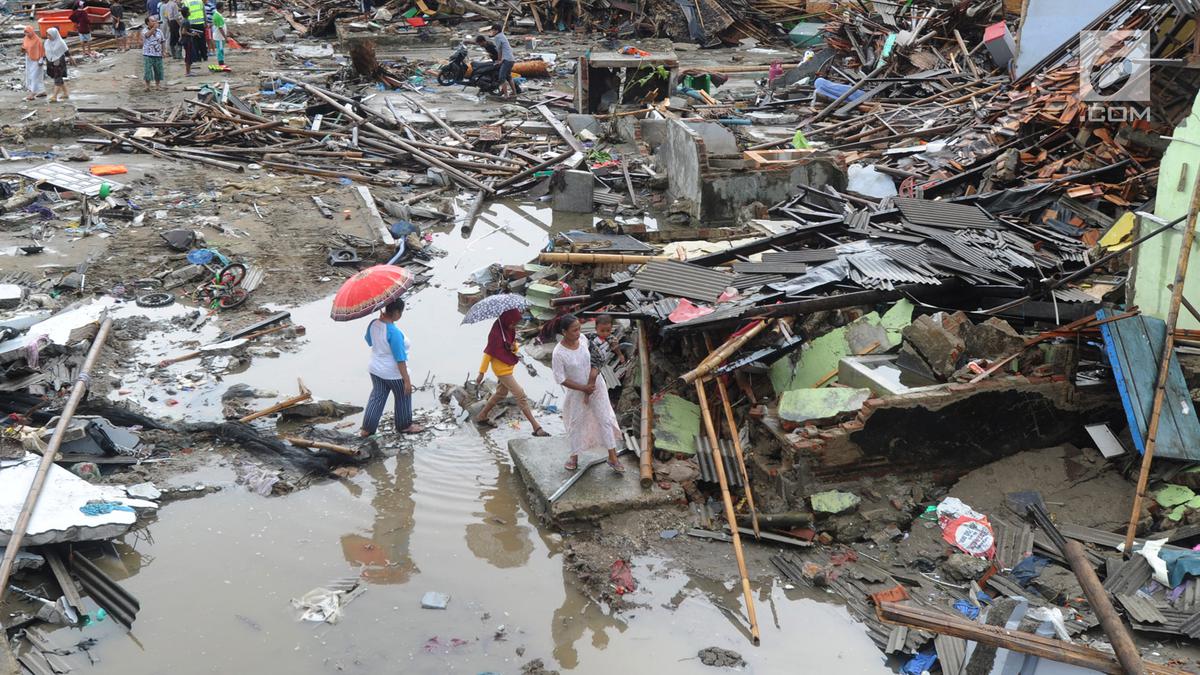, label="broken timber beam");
[877,602,1187,675]
[357,186,396,246]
